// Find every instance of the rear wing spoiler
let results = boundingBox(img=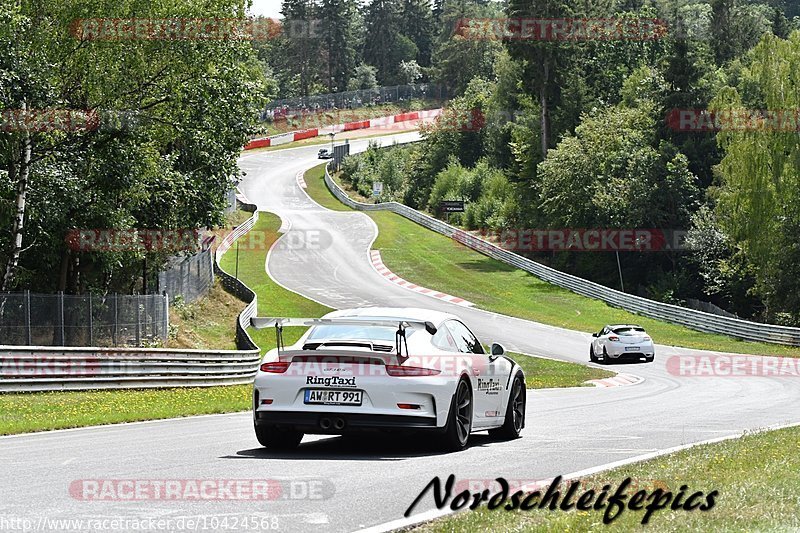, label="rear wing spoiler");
[251,317,437,334]
[249,316,438,359]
